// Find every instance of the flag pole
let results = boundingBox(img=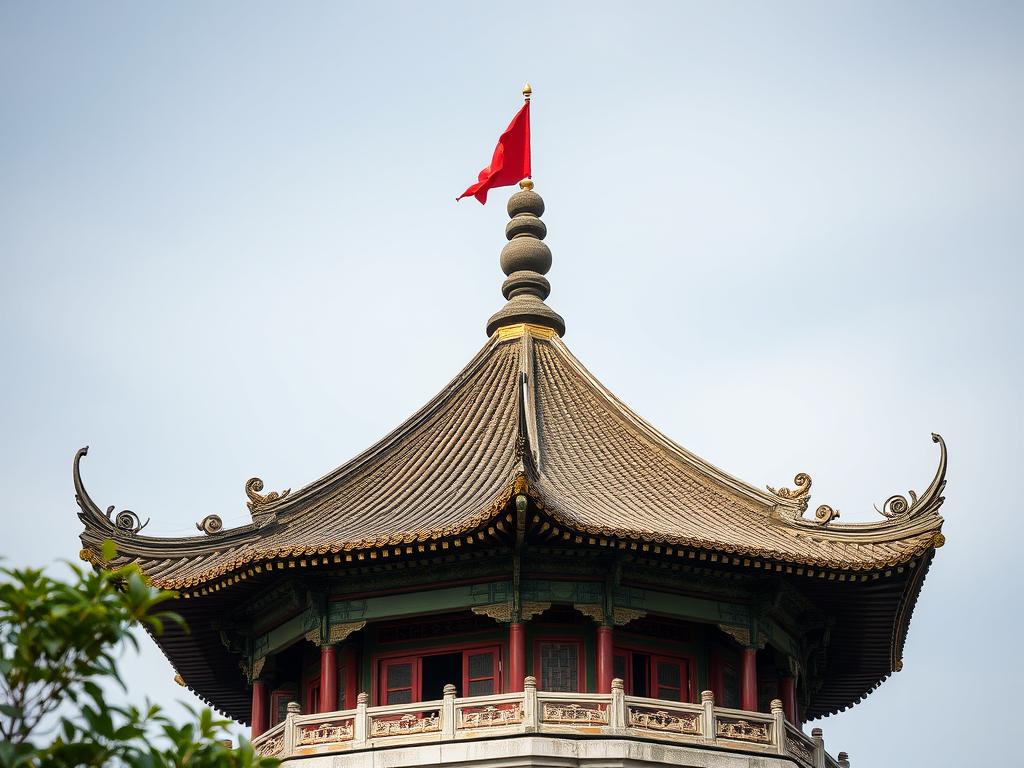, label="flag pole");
[520,83,534,191]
